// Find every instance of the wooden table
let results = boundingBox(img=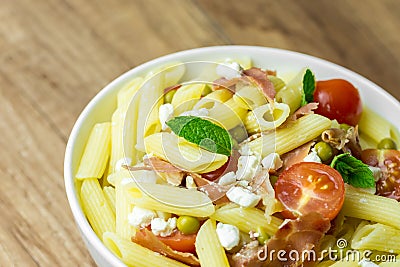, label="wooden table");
[1,0,399,265]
